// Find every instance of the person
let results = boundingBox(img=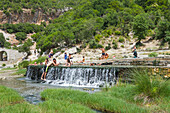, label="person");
[34,49,36,55]
[100,48,105,59]
[49,49,53,58]
[64,52,67,60]
[105,53,109,59]
[66,54,72,67]
[30,62,37,65]
[77,56,85,63]
[133,46,137,58]
[41,58,49,80]
[43,58,59,80]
